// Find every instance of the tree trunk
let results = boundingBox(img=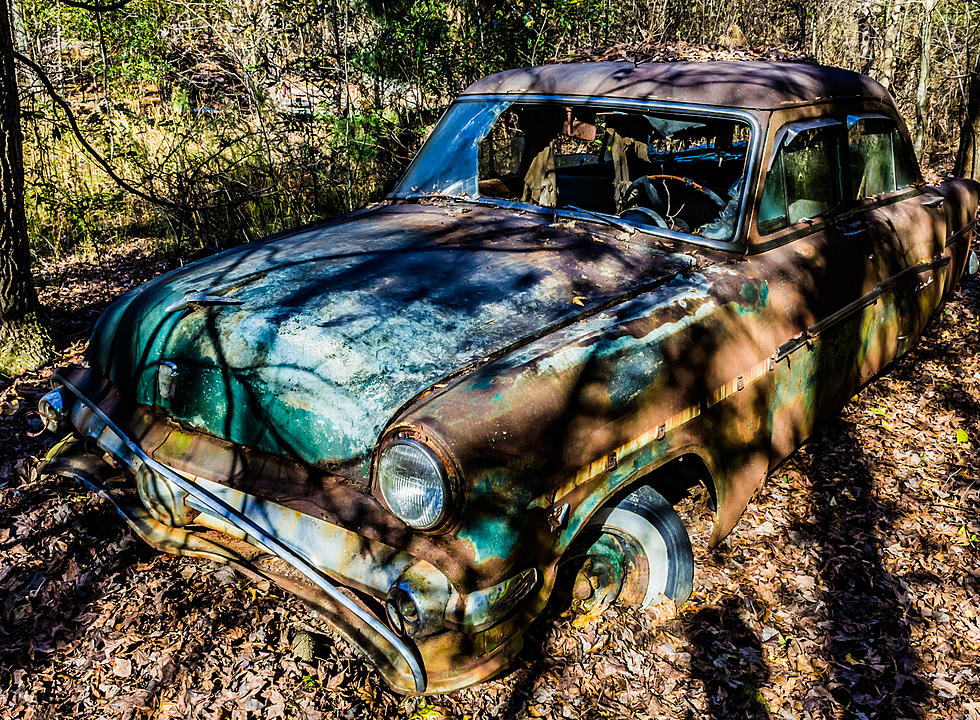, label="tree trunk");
[878,0,898,89]
[858,0,875,76]
[0,0,51,376]
[955,51,980,180]
[914,0,936,158]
